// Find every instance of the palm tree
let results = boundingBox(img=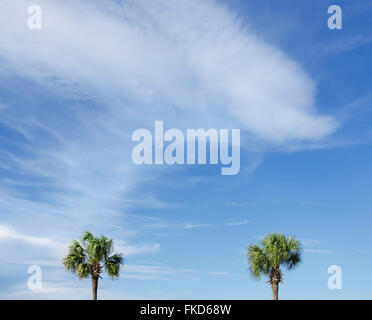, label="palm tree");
[63,231,123,300]
[247,233,302,300]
